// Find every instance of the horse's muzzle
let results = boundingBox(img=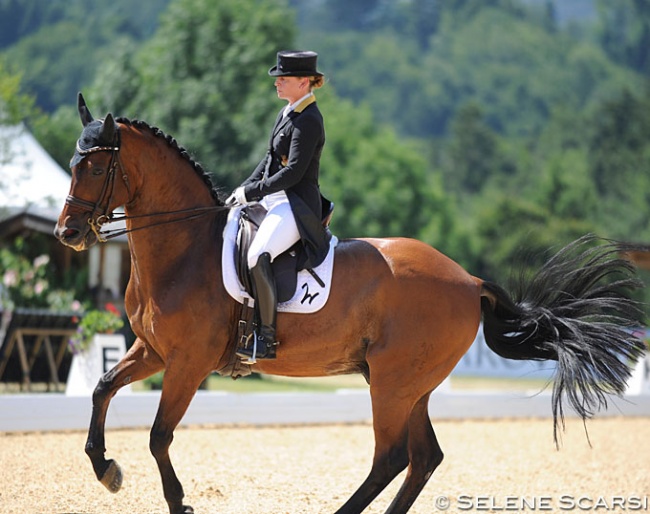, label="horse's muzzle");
[54,217,98,251]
